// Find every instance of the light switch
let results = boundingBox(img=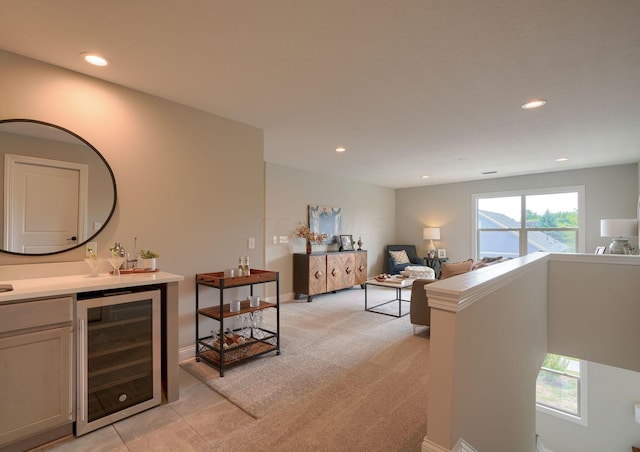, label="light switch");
[273,236,278,244]
[248,237,255,249]
[279,236,289,244]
